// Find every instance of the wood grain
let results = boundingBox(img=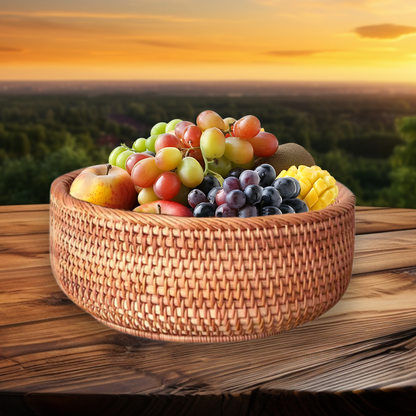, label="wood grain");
[355,207,416,234]
[1,269,415,395]
[353,229,416,274]
[0,266,82,327]
[0,210,49,236]
[0,204,49,214]
[1,205,416,415]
